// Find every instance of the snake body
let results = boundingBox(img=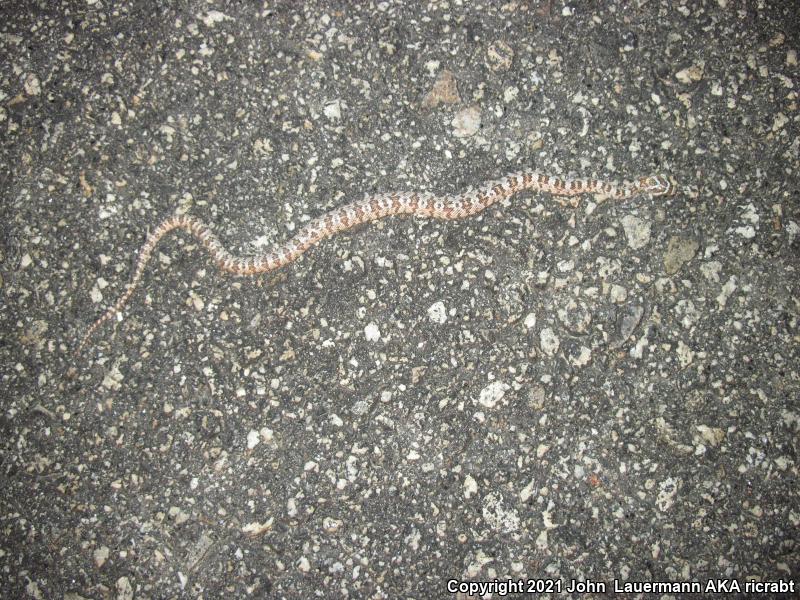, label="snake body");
[77,171,676,352]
